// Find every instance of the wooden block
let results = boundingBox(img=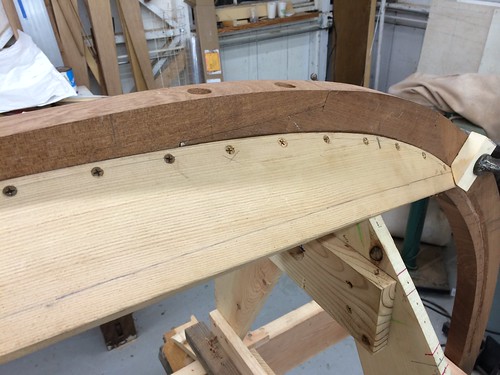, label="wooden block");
[451,131,496,191]
[161,316,198,372]
[271,239,396,352]
[210,309,272,375]
[185,322,240,375]
[1,0,21,39]
[215,259,281,338]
